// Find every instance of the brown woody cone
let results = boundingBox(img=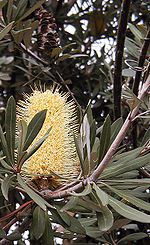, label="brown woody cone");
[36,8,60,59]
